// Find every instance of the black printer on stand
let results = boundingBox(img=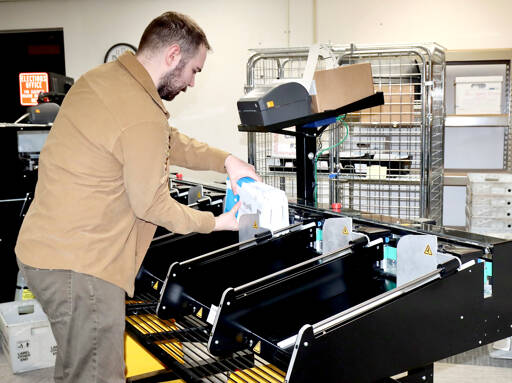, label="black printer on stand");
[238,82,311,127]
